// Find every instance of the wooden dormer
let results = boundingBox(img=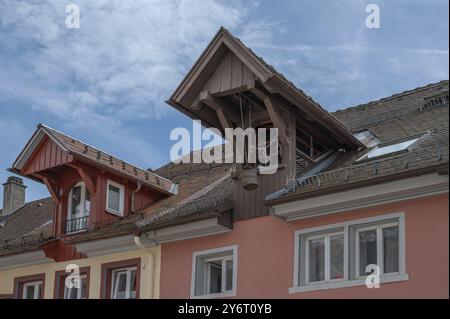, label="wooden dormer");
[168,27,364,183]
[168,27,364,219]
[10,124,176,238]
